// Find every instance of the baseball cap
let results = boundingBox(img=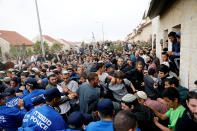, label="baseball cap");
[32,95,46,106]
[176,32,181,38]
[136,91,147,100]
[4,87,15,96]
[121,94,137,103]
[44,87,61,102]
[67,112,84,128]
[0,93,8,99]
[105,62,112,69]
[25,78,37,87]
[97,99,114,113]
